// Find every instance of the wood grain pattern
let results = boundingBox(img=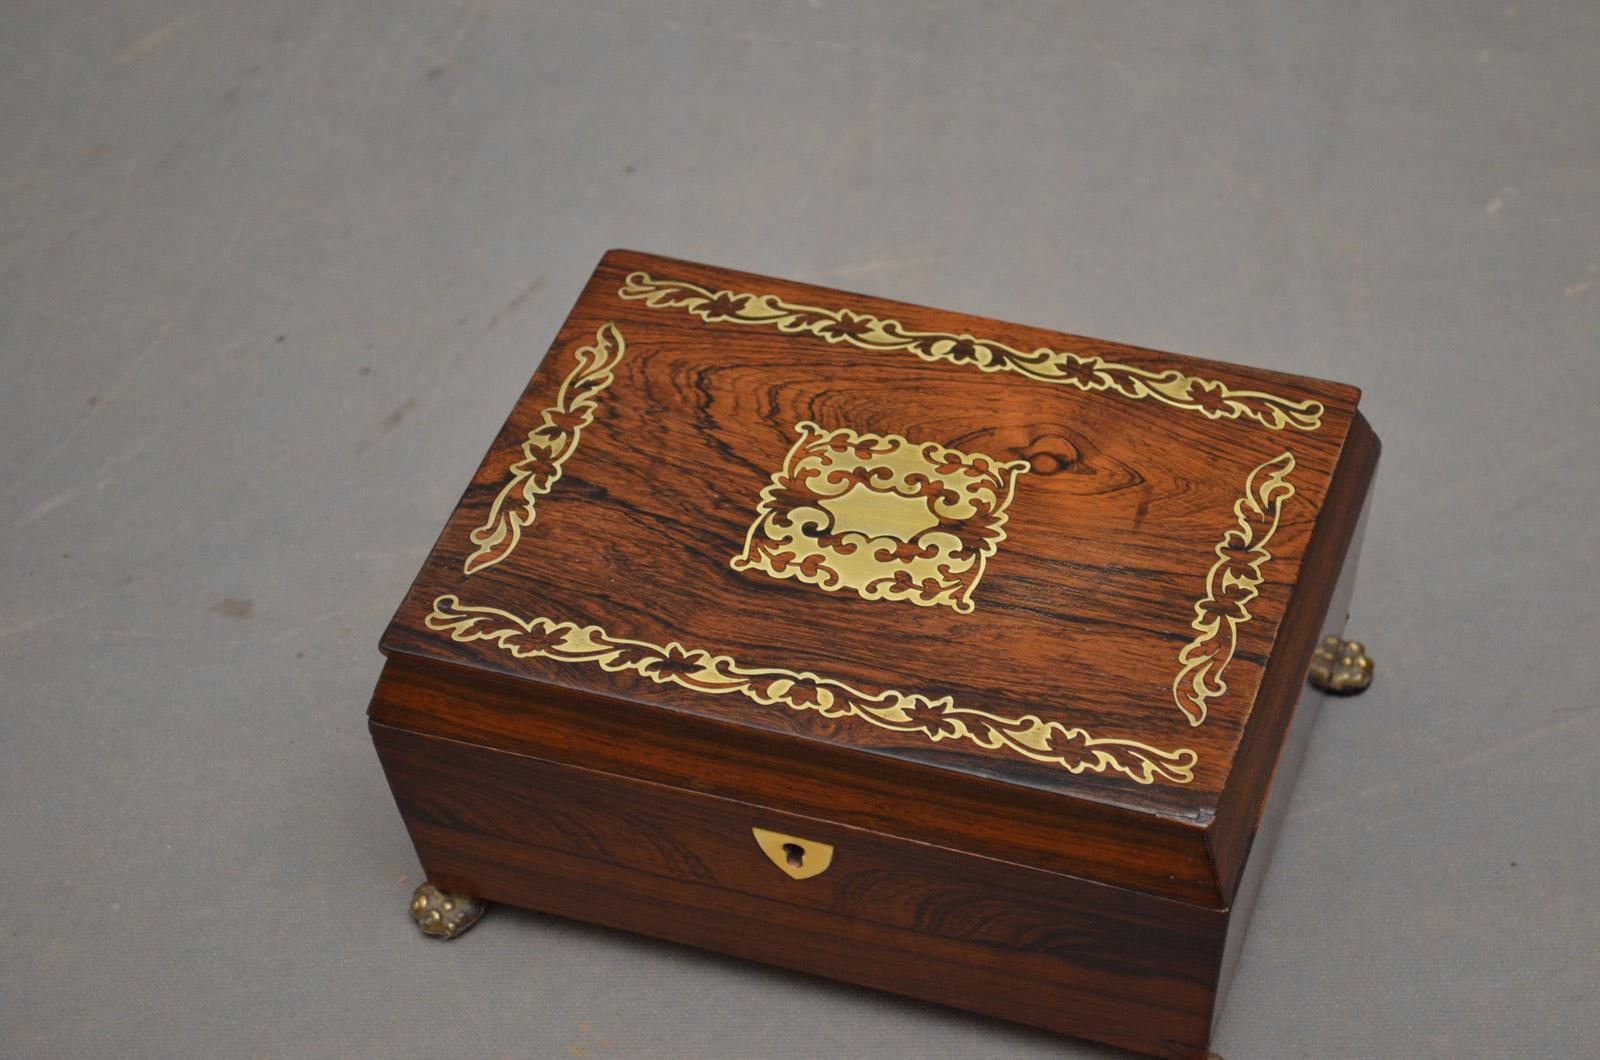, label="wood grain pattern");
[380,250,1366,823]
[1206,413,1379,897]
[367,250,1380,1057]
[369,500,1368,1056]
[373,721,1227,1058]
[368,656,1223,904]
